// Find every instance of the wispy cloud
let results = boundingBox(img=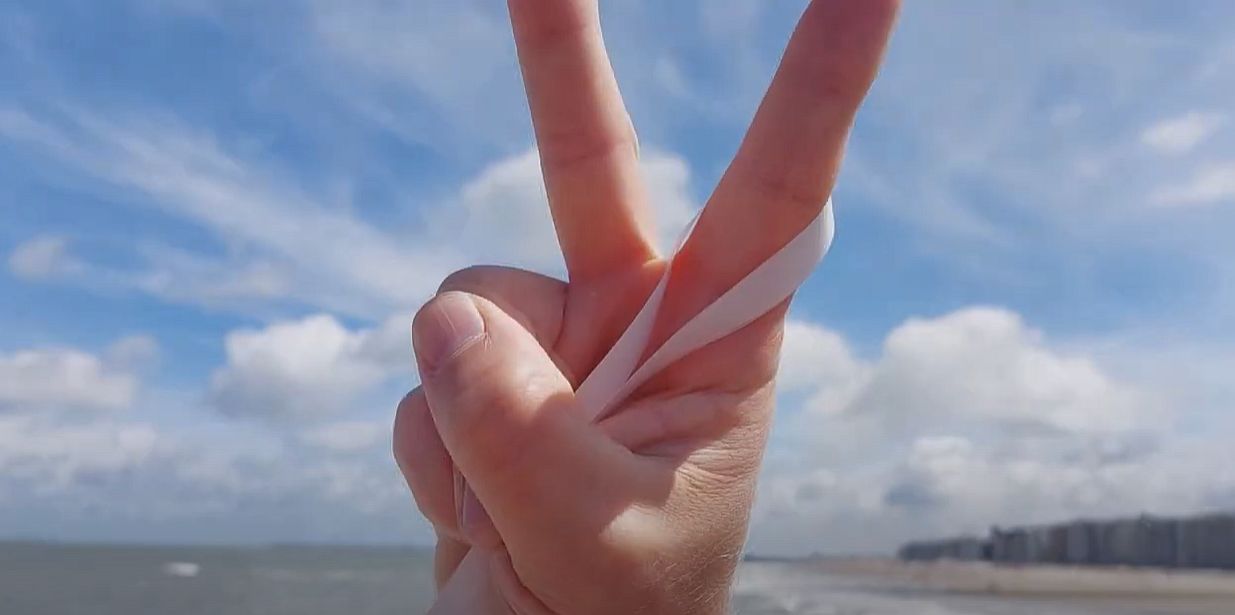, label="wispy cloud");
[1,105,454,316]
[7,235,82,280]
[1153,161,1235,207]
[1141,111,1227,155]
[2,104,700,317]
